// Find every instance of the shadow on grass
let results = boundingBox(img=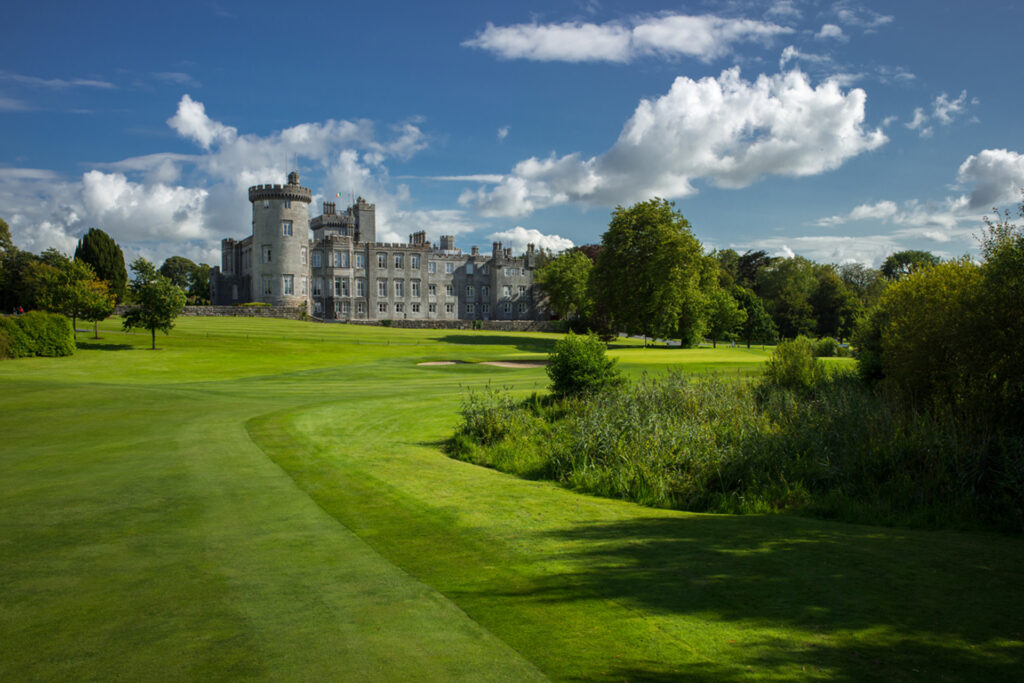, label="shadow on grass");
[76,341,135,351]
[526,515,1024,681]
[436,334,555,354]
